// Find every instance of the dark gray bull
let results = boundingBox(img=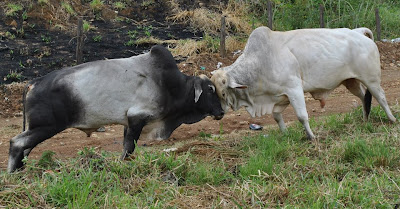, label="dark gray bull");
[8,45,224,173]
